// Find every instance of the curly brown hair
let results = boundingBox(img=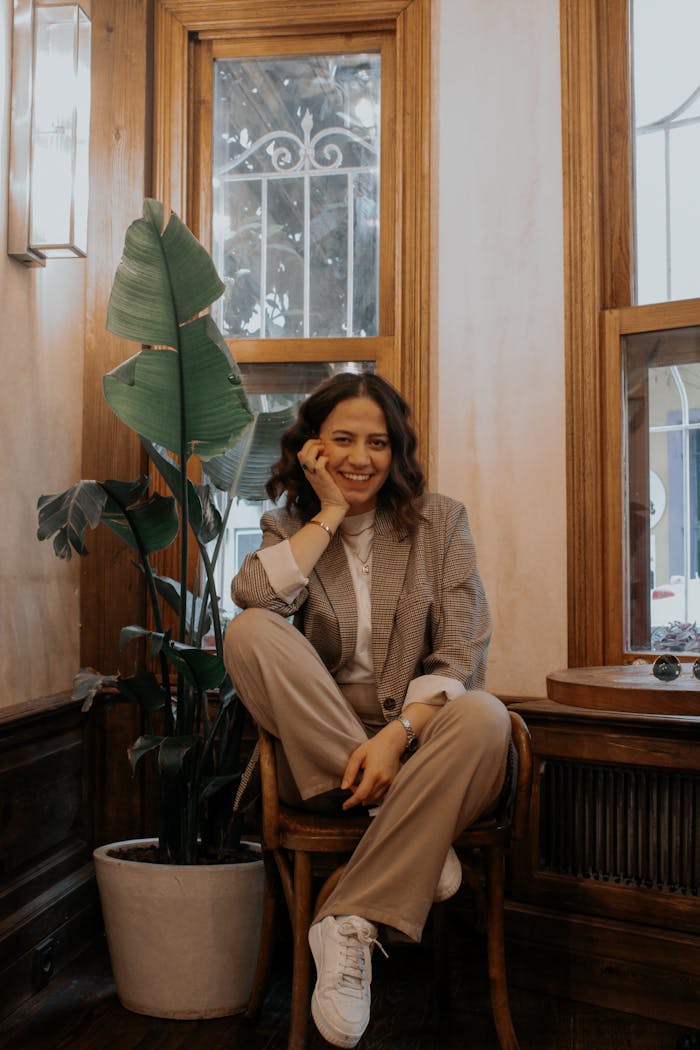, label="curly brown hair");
[266,371,426,534]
